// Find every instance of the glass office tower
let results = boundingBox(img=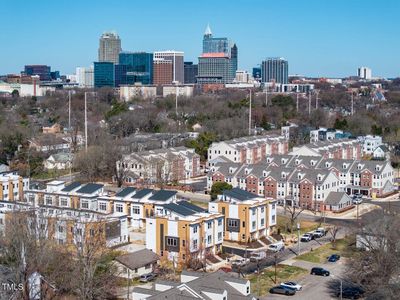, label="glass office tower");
[119,52,153,84]
[261,58,289,84]
[94,62,115,88]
